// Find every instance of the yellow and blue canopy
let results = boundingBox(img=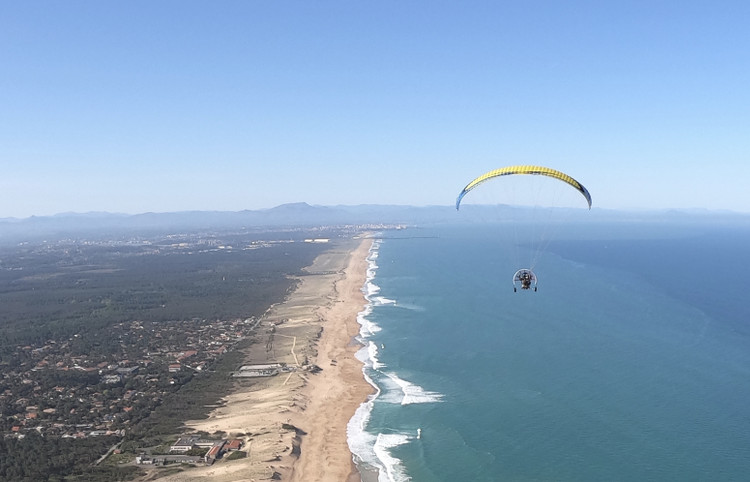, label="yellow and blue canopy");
[456,165,592,210]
